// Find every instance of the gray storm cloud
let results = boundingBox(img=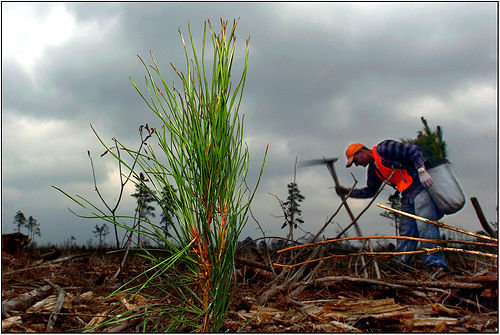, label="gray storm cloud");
[2,2,497,245]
